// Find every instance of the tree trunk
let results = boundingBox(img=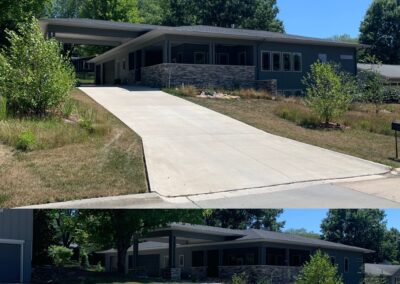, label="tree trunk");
[116,239,129,274]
